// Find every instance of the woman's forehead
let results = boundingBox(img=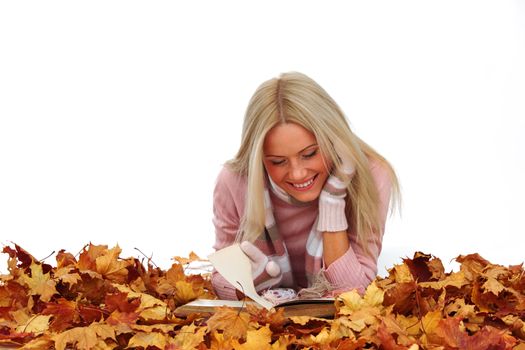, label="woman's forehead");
[263,123,317,156]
